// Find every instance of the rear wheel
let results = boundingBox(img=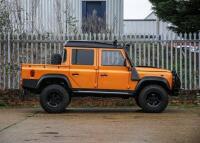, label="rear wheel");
[40,84,70,113]
[138,85,169,113]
